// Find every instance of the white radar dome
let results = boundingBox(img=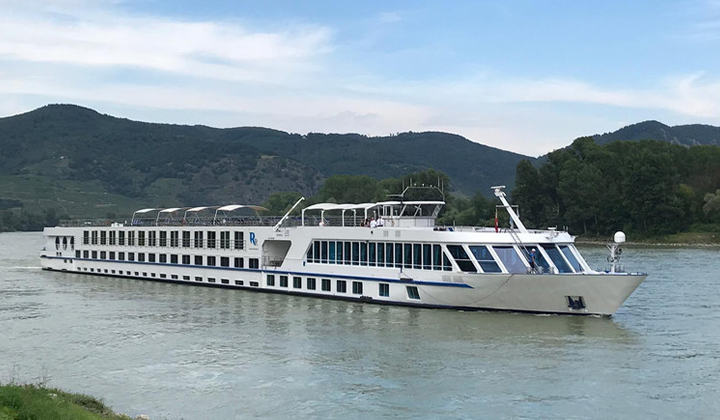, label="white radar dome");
[614,231,626,244]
